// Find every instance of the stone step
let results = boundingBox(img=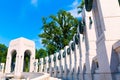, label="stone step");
[49,77,61,80]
